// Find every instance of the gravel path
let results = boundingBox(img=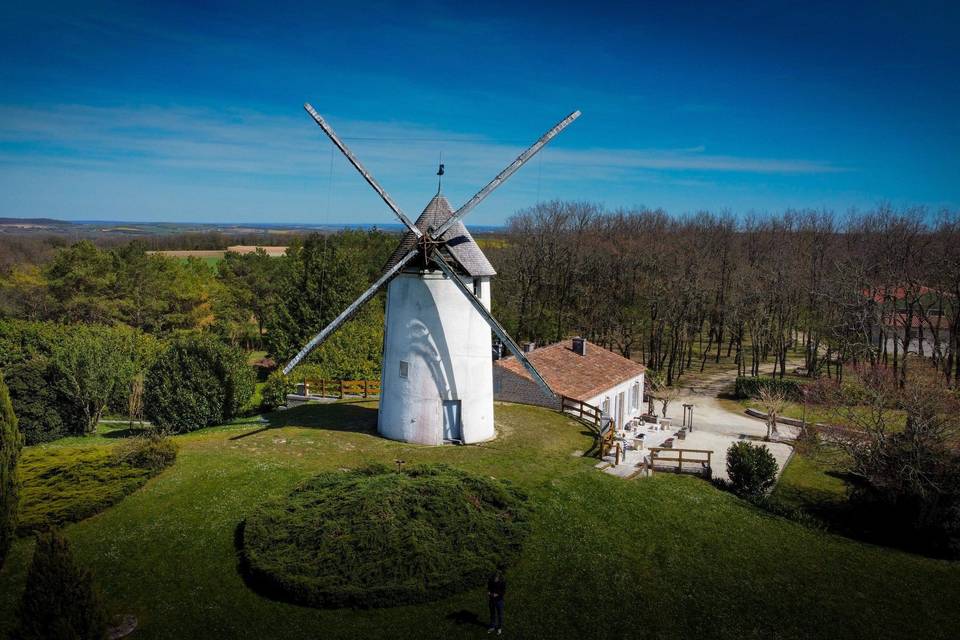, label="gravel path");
[653,393,795,481]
